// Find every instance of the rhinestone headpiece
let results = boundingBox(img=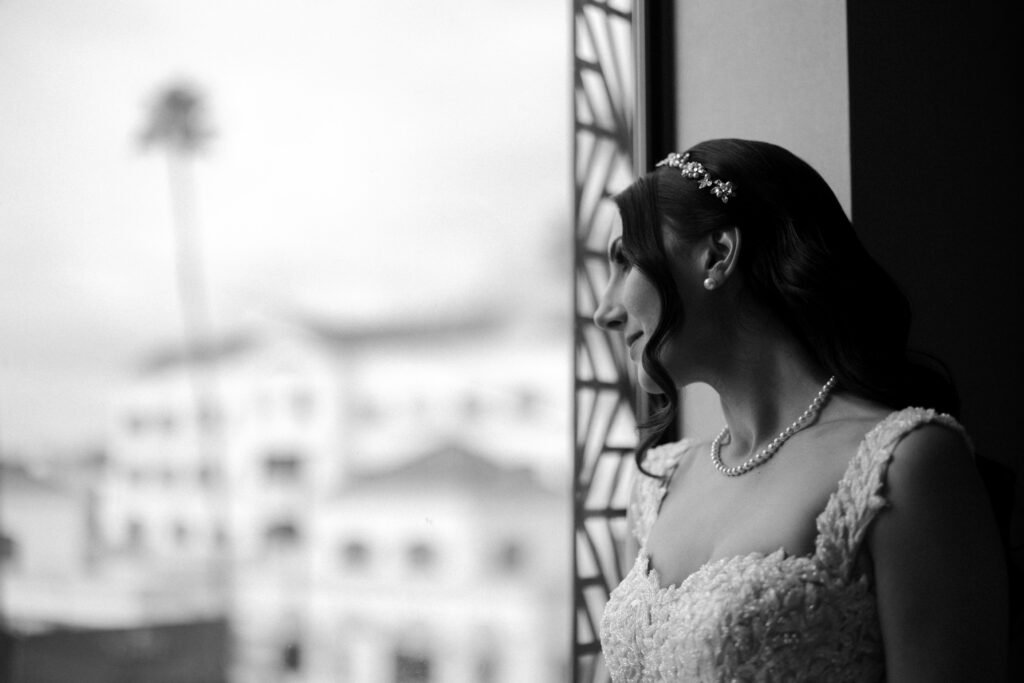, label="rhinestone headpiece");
[656,152,736,204]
